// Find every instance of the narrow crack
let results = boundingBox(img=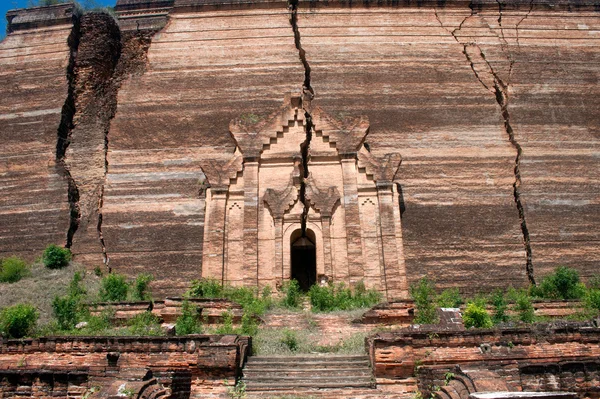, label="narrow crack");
[56,13,81,249]
[435,7,535,285]
[463,44,492,92]
[515,0,534,47]
[495,0,507,45]
[289,0,313,236]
